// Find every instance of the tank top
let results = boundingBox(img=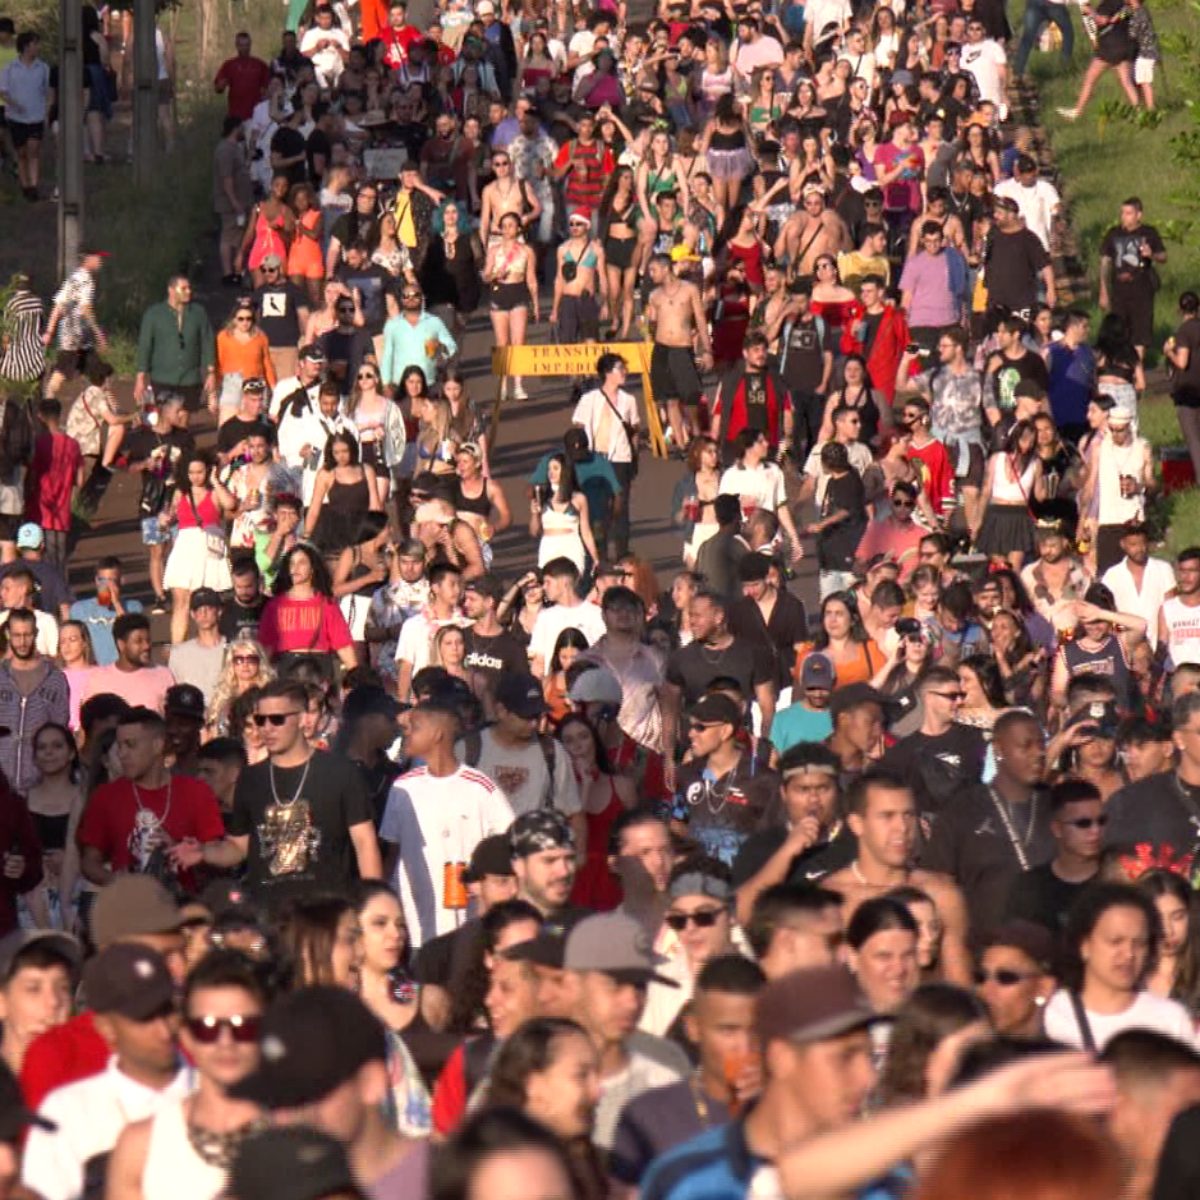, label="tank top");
[1061,634,1134,707]
[454,478,492,517]
[780,315,827,392]
[143,1099,227,1200]
[327,474,370,513]
[1163,597,1200,666]
[178,490,222,530]
[990,454,1037,505]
